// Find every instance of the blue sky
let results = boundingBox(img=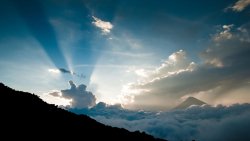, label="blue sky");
[1,1,250,140]
[1,0,250,109]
